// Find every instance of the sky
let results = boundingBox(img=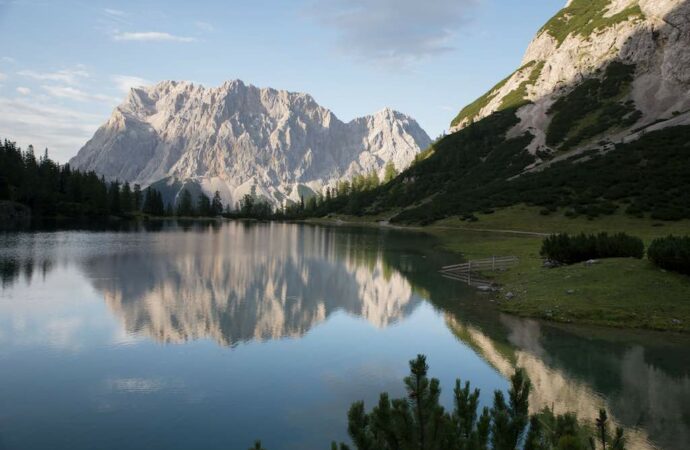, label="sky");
[0,0,564,162]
